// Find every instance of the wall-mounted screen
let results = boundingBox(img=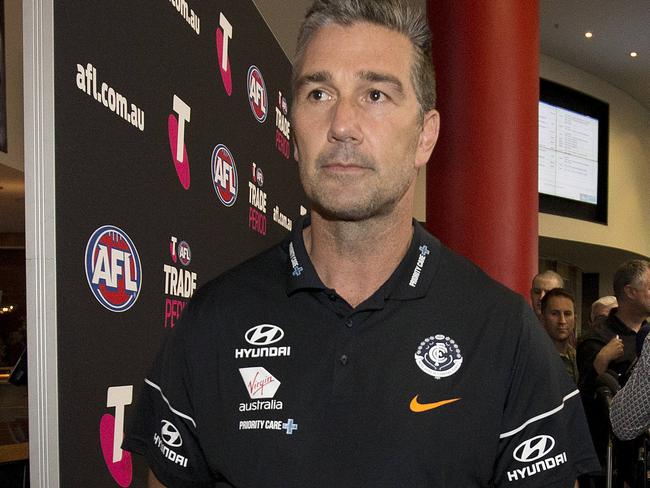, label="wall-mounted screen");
[539,79,609,223]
